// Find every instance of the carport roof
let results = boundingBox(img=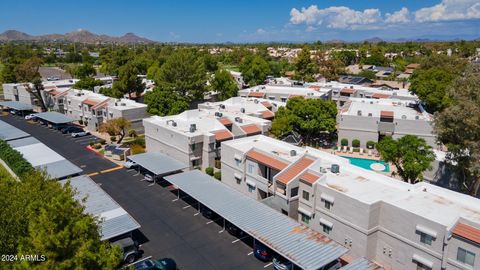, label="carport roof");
[0,120,30,141]
[35,111,75,124]
[127,152,187,176]
[0,101,33,111]
[8,137,82,179]
[164,170,348,270]
[60,175,141,240]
